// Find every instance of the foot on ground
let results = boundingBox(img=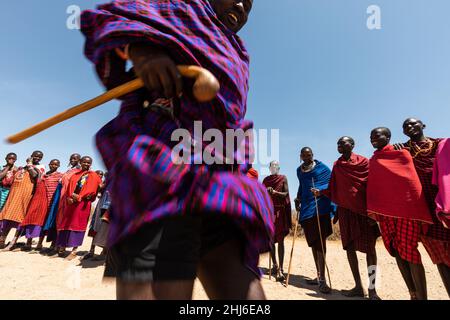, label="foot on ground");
[318,281,332,294]
[341,287,365,298]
